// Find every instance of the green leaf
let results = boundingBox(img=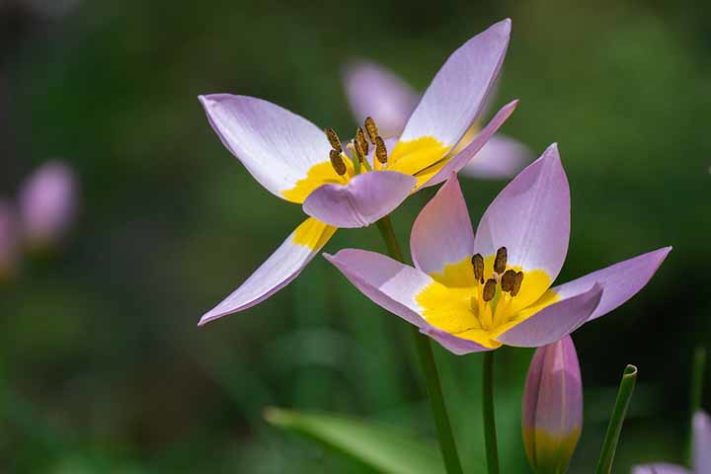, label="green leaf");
[265,407,445,474]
